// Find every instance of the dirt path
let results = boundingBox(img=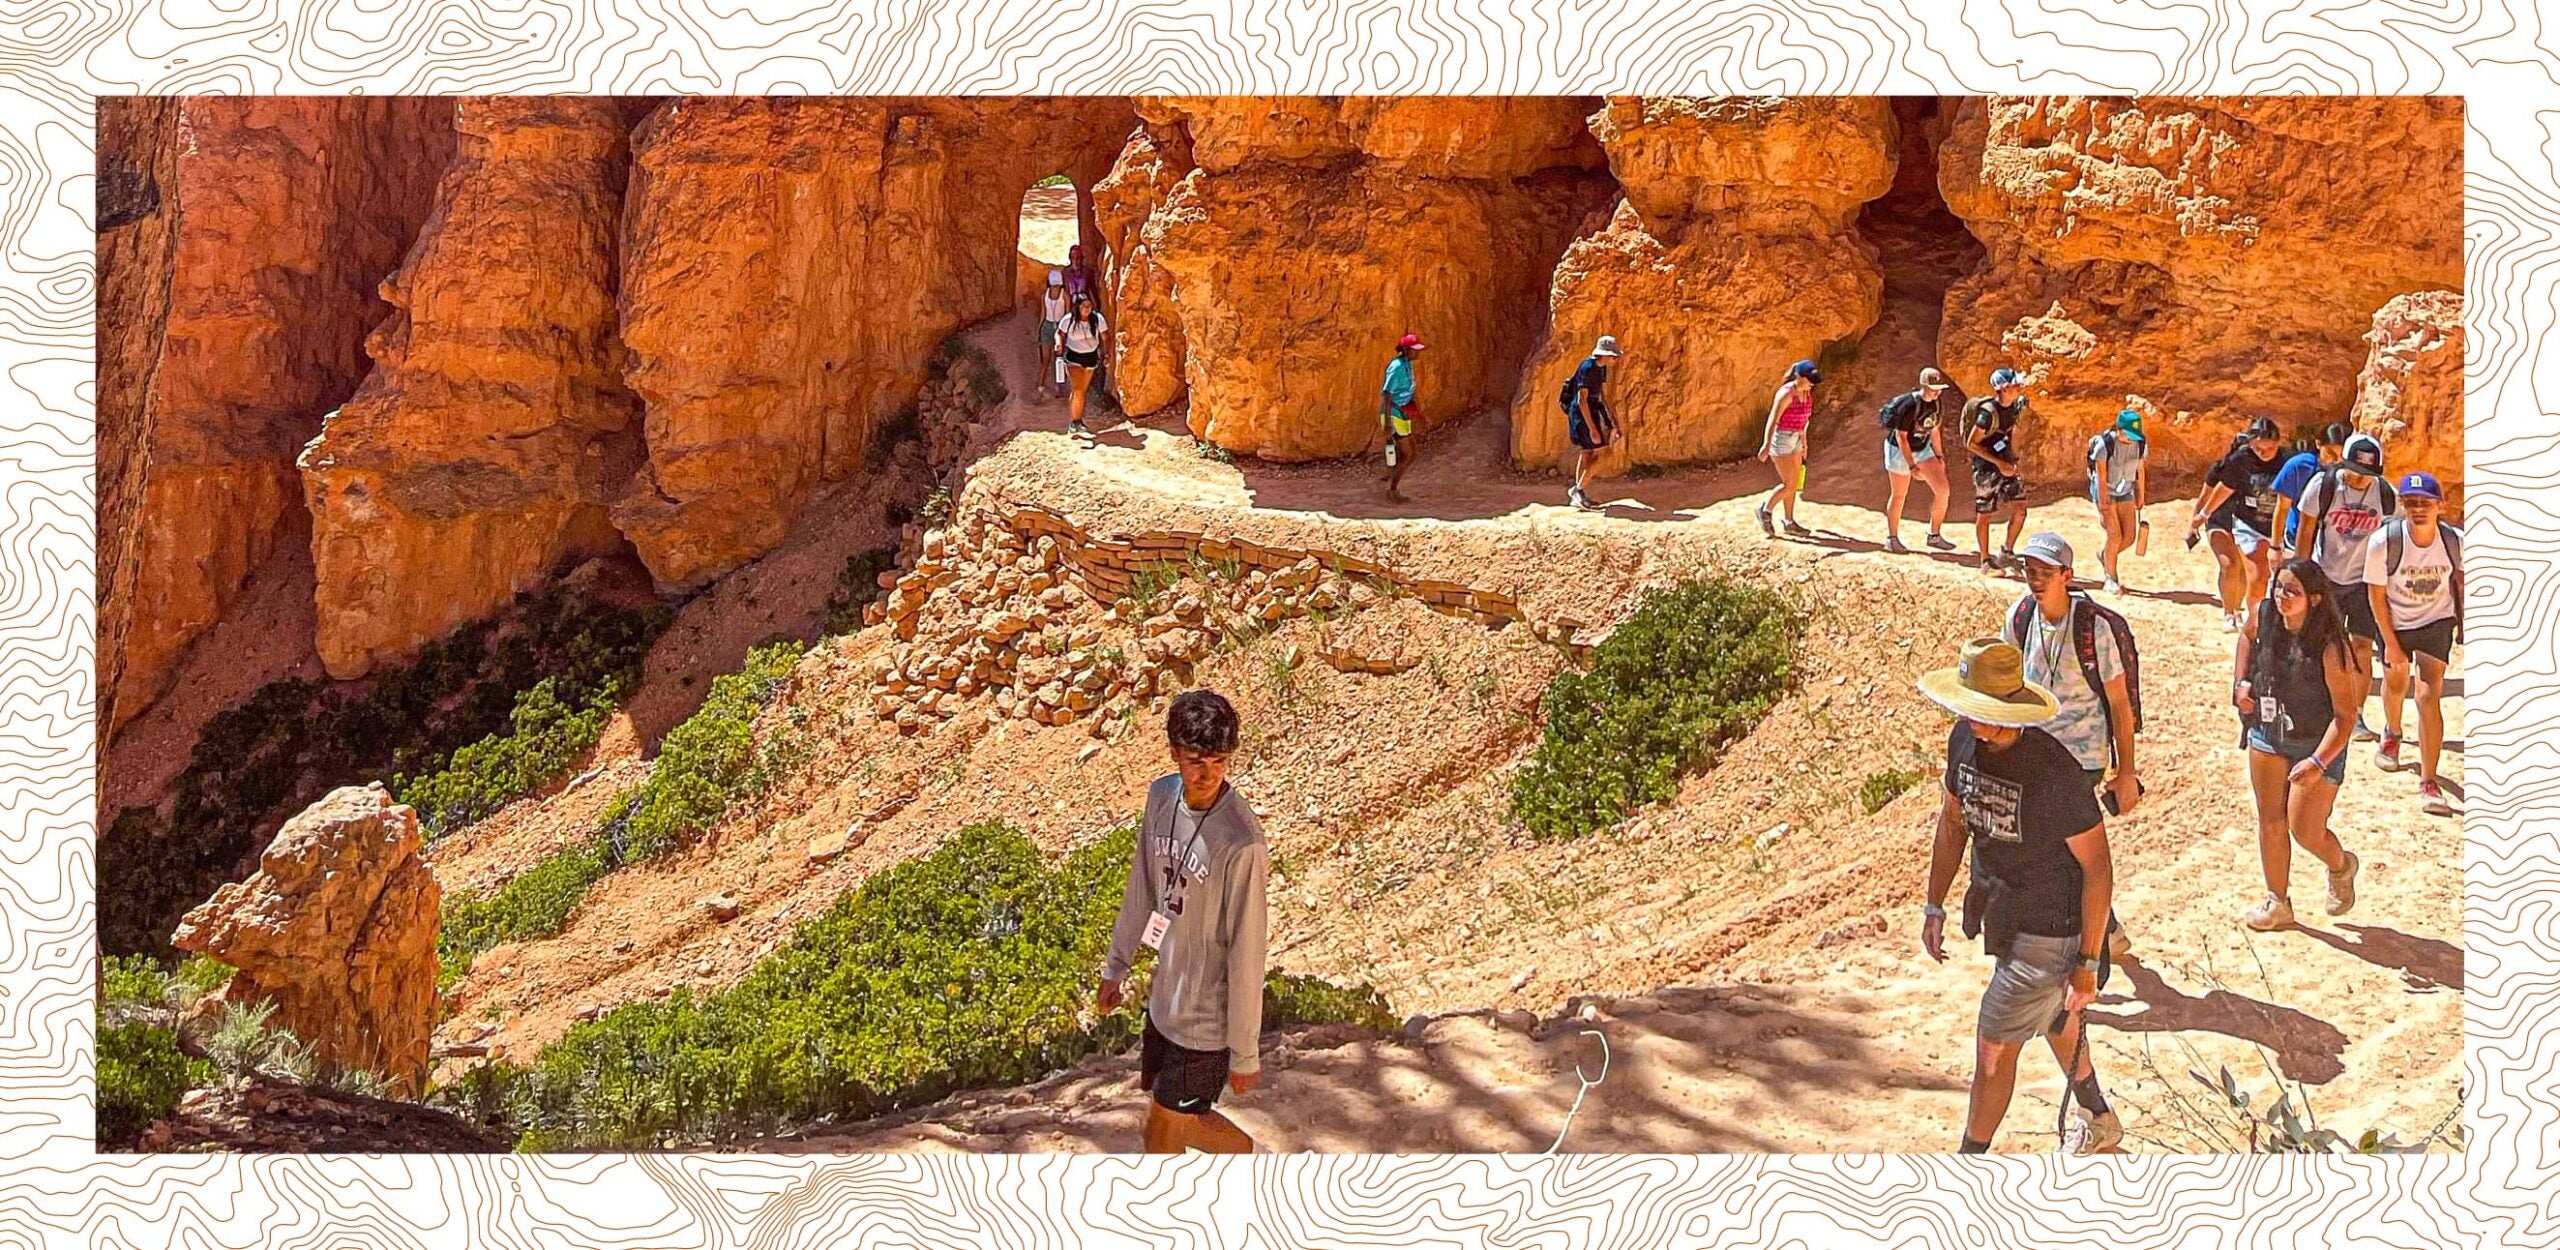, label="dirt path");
[438,304,2464,1154]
